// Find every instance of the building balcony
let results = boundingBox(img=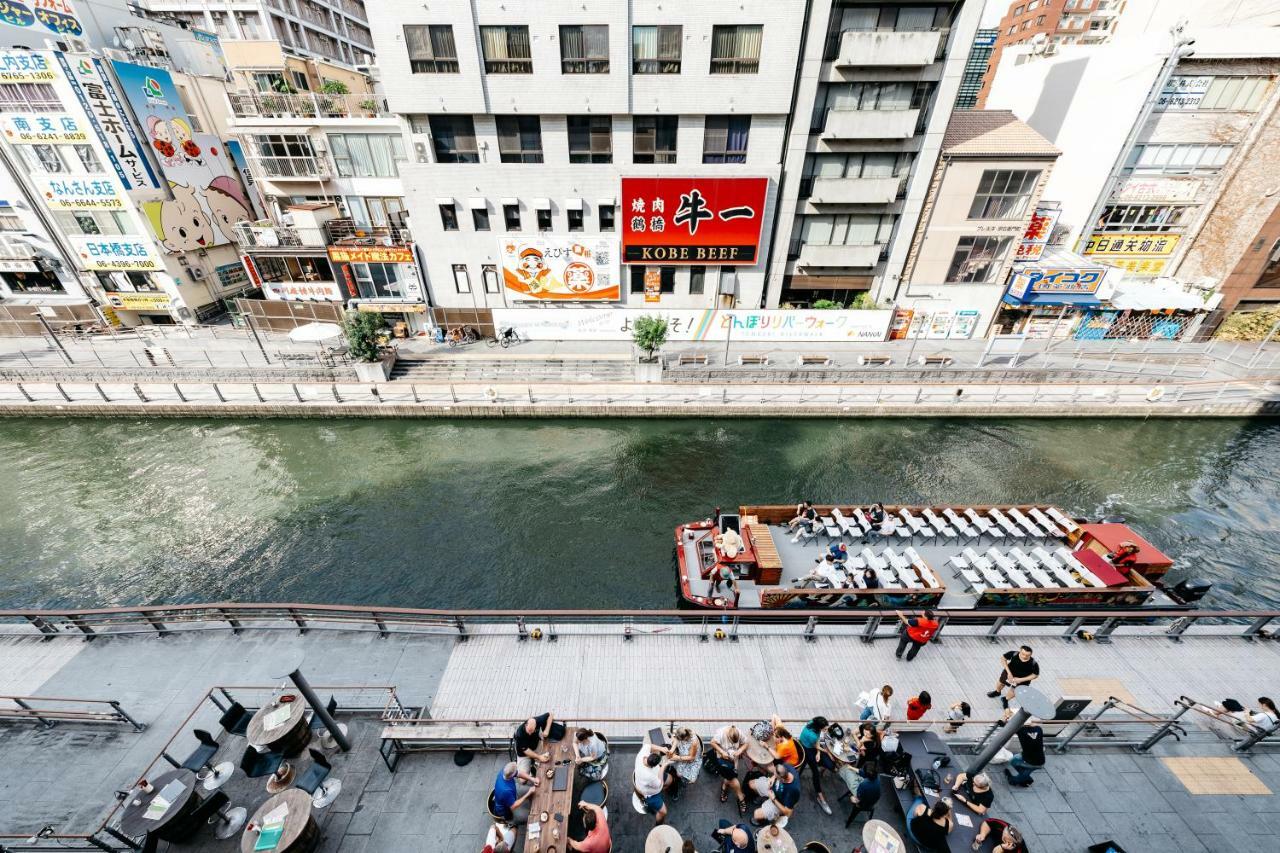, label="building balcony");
[821,109,920,141]
[249,155,332,180]
[835,29,944,67]
[795,243,884,269]
[236,219,412,252]
[809,176,903,205]
[229,91,391,120]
